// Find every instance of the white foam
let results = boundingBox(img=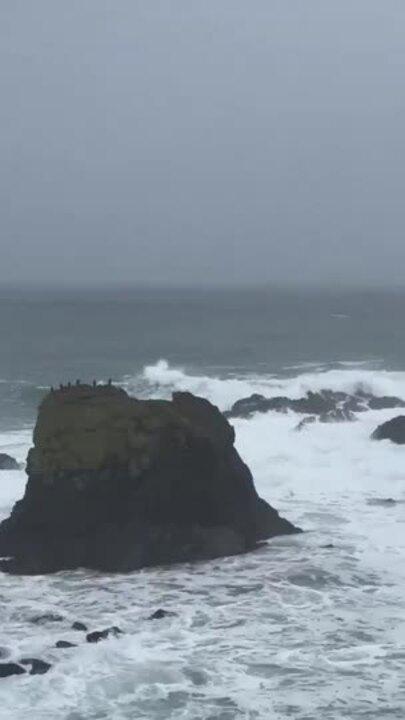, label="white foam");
[125,358,405,411]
